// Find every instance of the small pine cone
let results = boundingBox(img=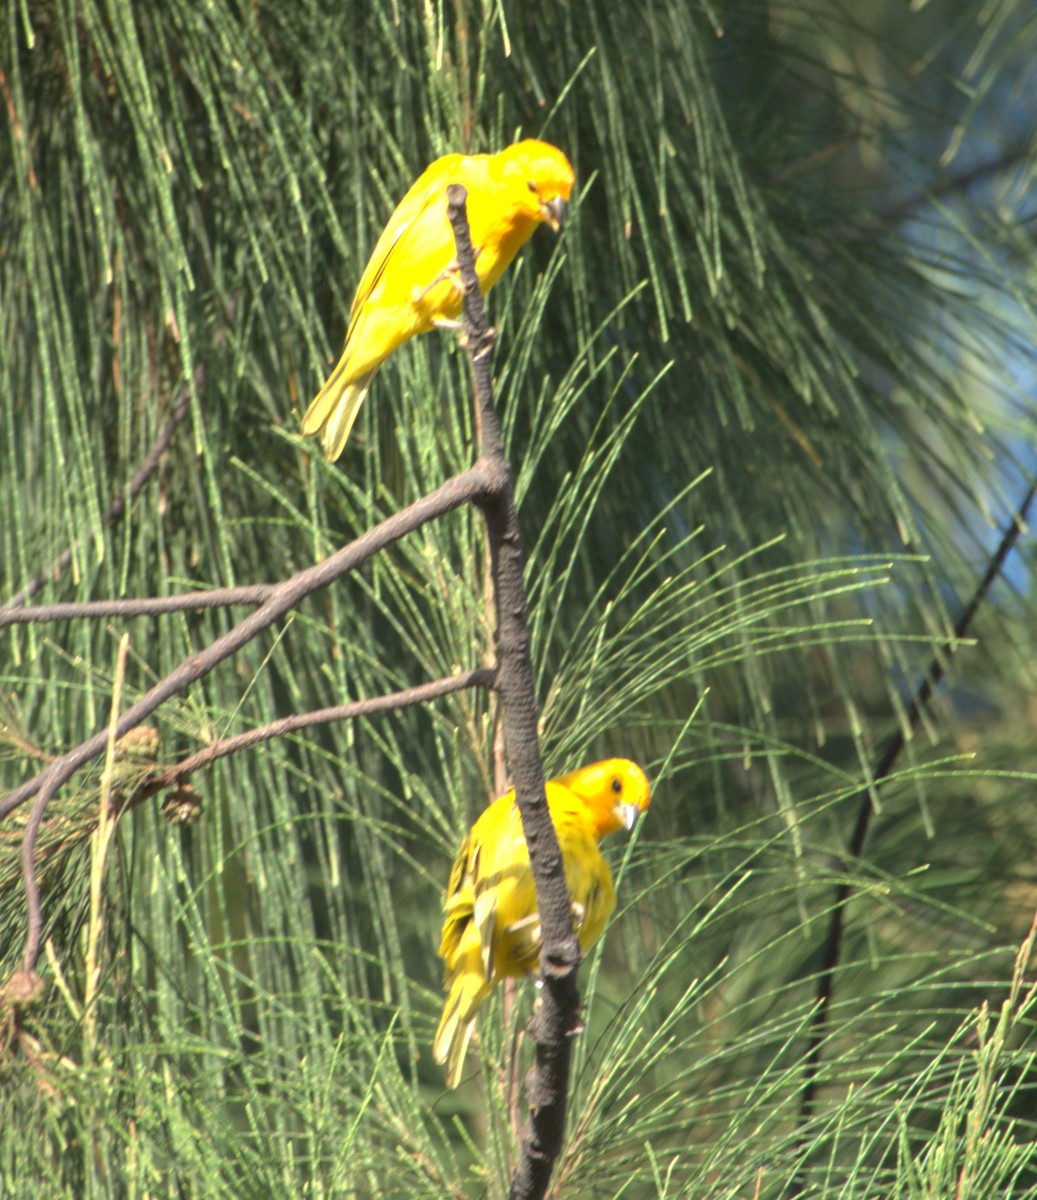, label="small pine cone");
[161,783,203,827]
